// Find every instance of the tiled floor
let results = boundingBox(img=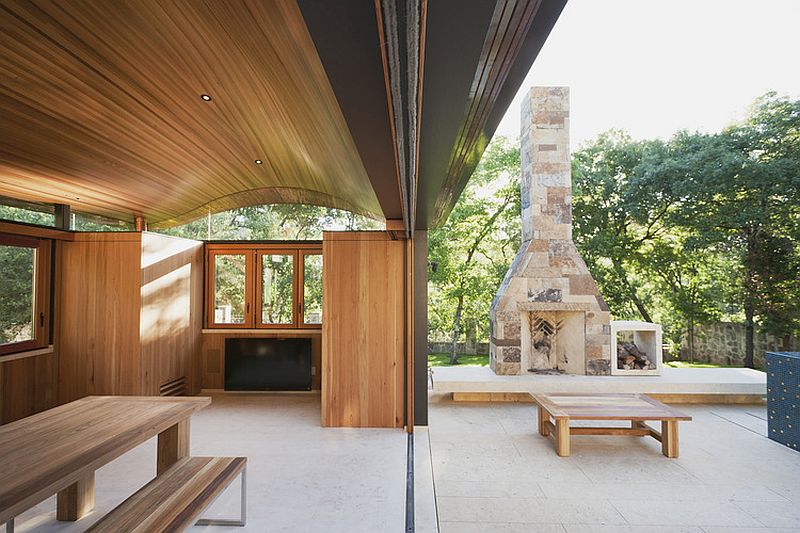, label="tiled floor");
[428,393,800,533]
[10,393,407,533]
